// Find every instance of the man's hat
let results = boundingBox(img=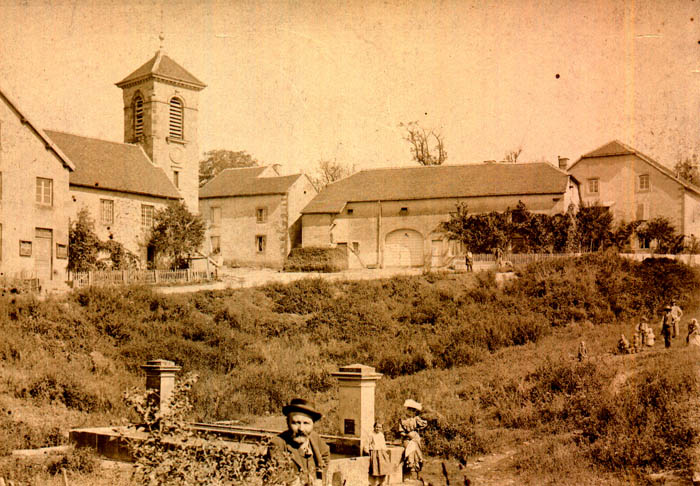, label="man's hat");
[403,399,423,411]
[282,398,322,422]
